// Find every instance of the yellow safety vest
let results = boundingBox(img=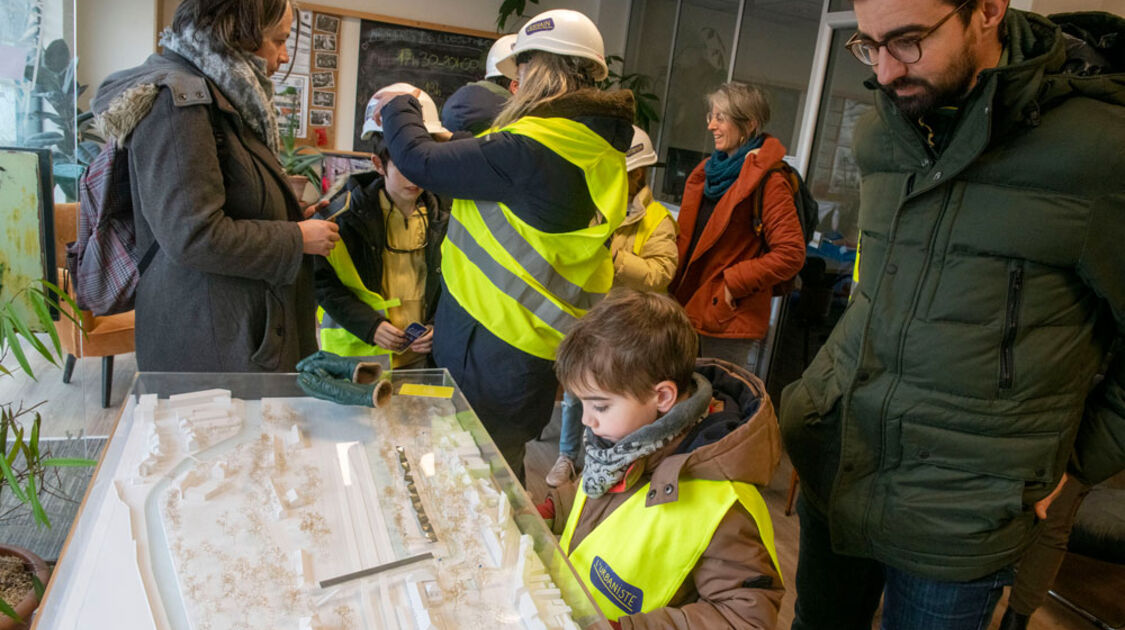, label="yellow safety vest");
[558,478,781,622]
[631,201,674,256]
[317,240,399,358]
[440,116,628,360]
